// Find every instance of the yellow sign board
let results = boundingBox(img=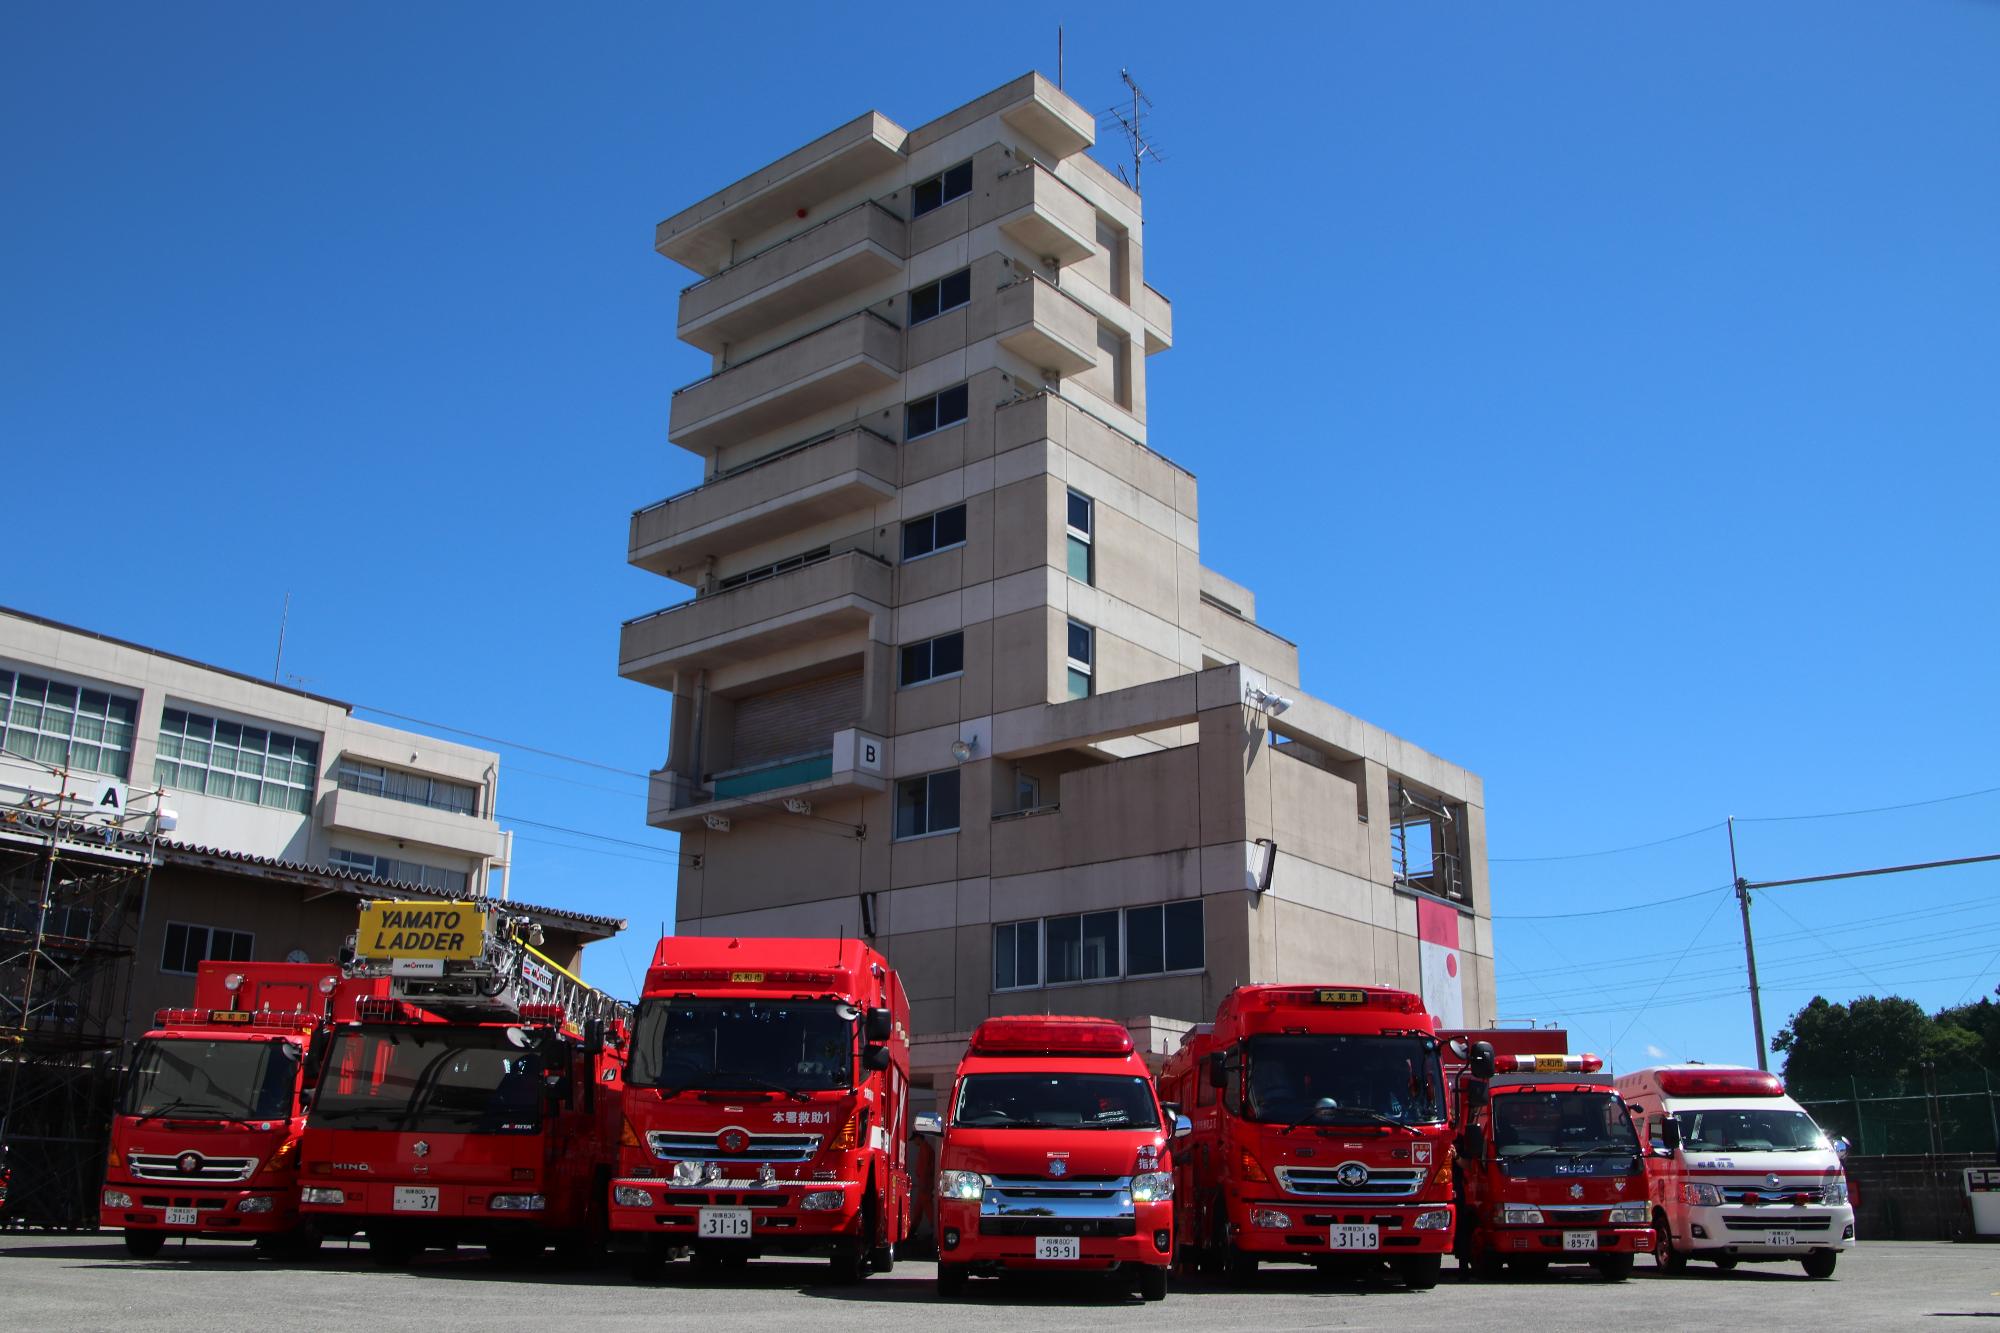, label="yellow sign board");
[1533,1054,1569,1072]
[730,971,766,984]
[1315,988,1367,1005]
[357,901,488,961]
